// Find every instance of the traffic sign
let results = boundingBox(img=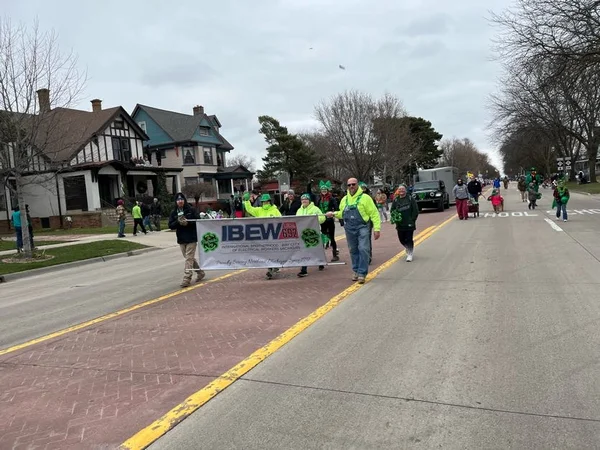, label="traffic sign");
[557,161,563,167]
[557,157,564,161]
